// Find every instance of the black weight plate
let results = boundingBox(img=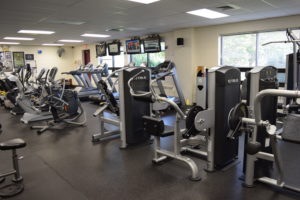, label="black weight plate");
[186,106,204,131]
[228,103,248,131]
